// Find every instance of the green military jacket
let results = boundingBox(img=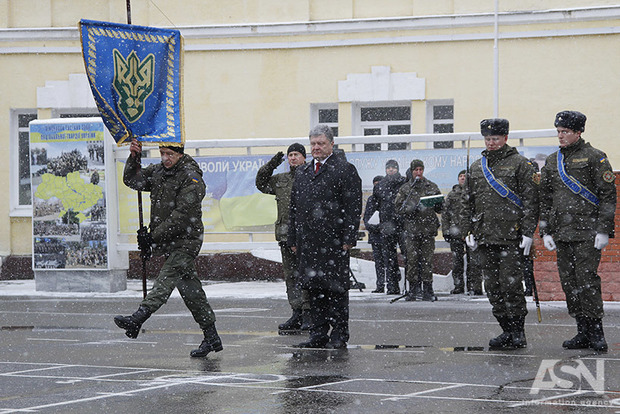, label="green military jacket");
[394,177,442,237]
[255,162,300,242]
[463,144,539,245]
[123,154,206,257]
[539,138,616,241]
[441,183,466,240]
